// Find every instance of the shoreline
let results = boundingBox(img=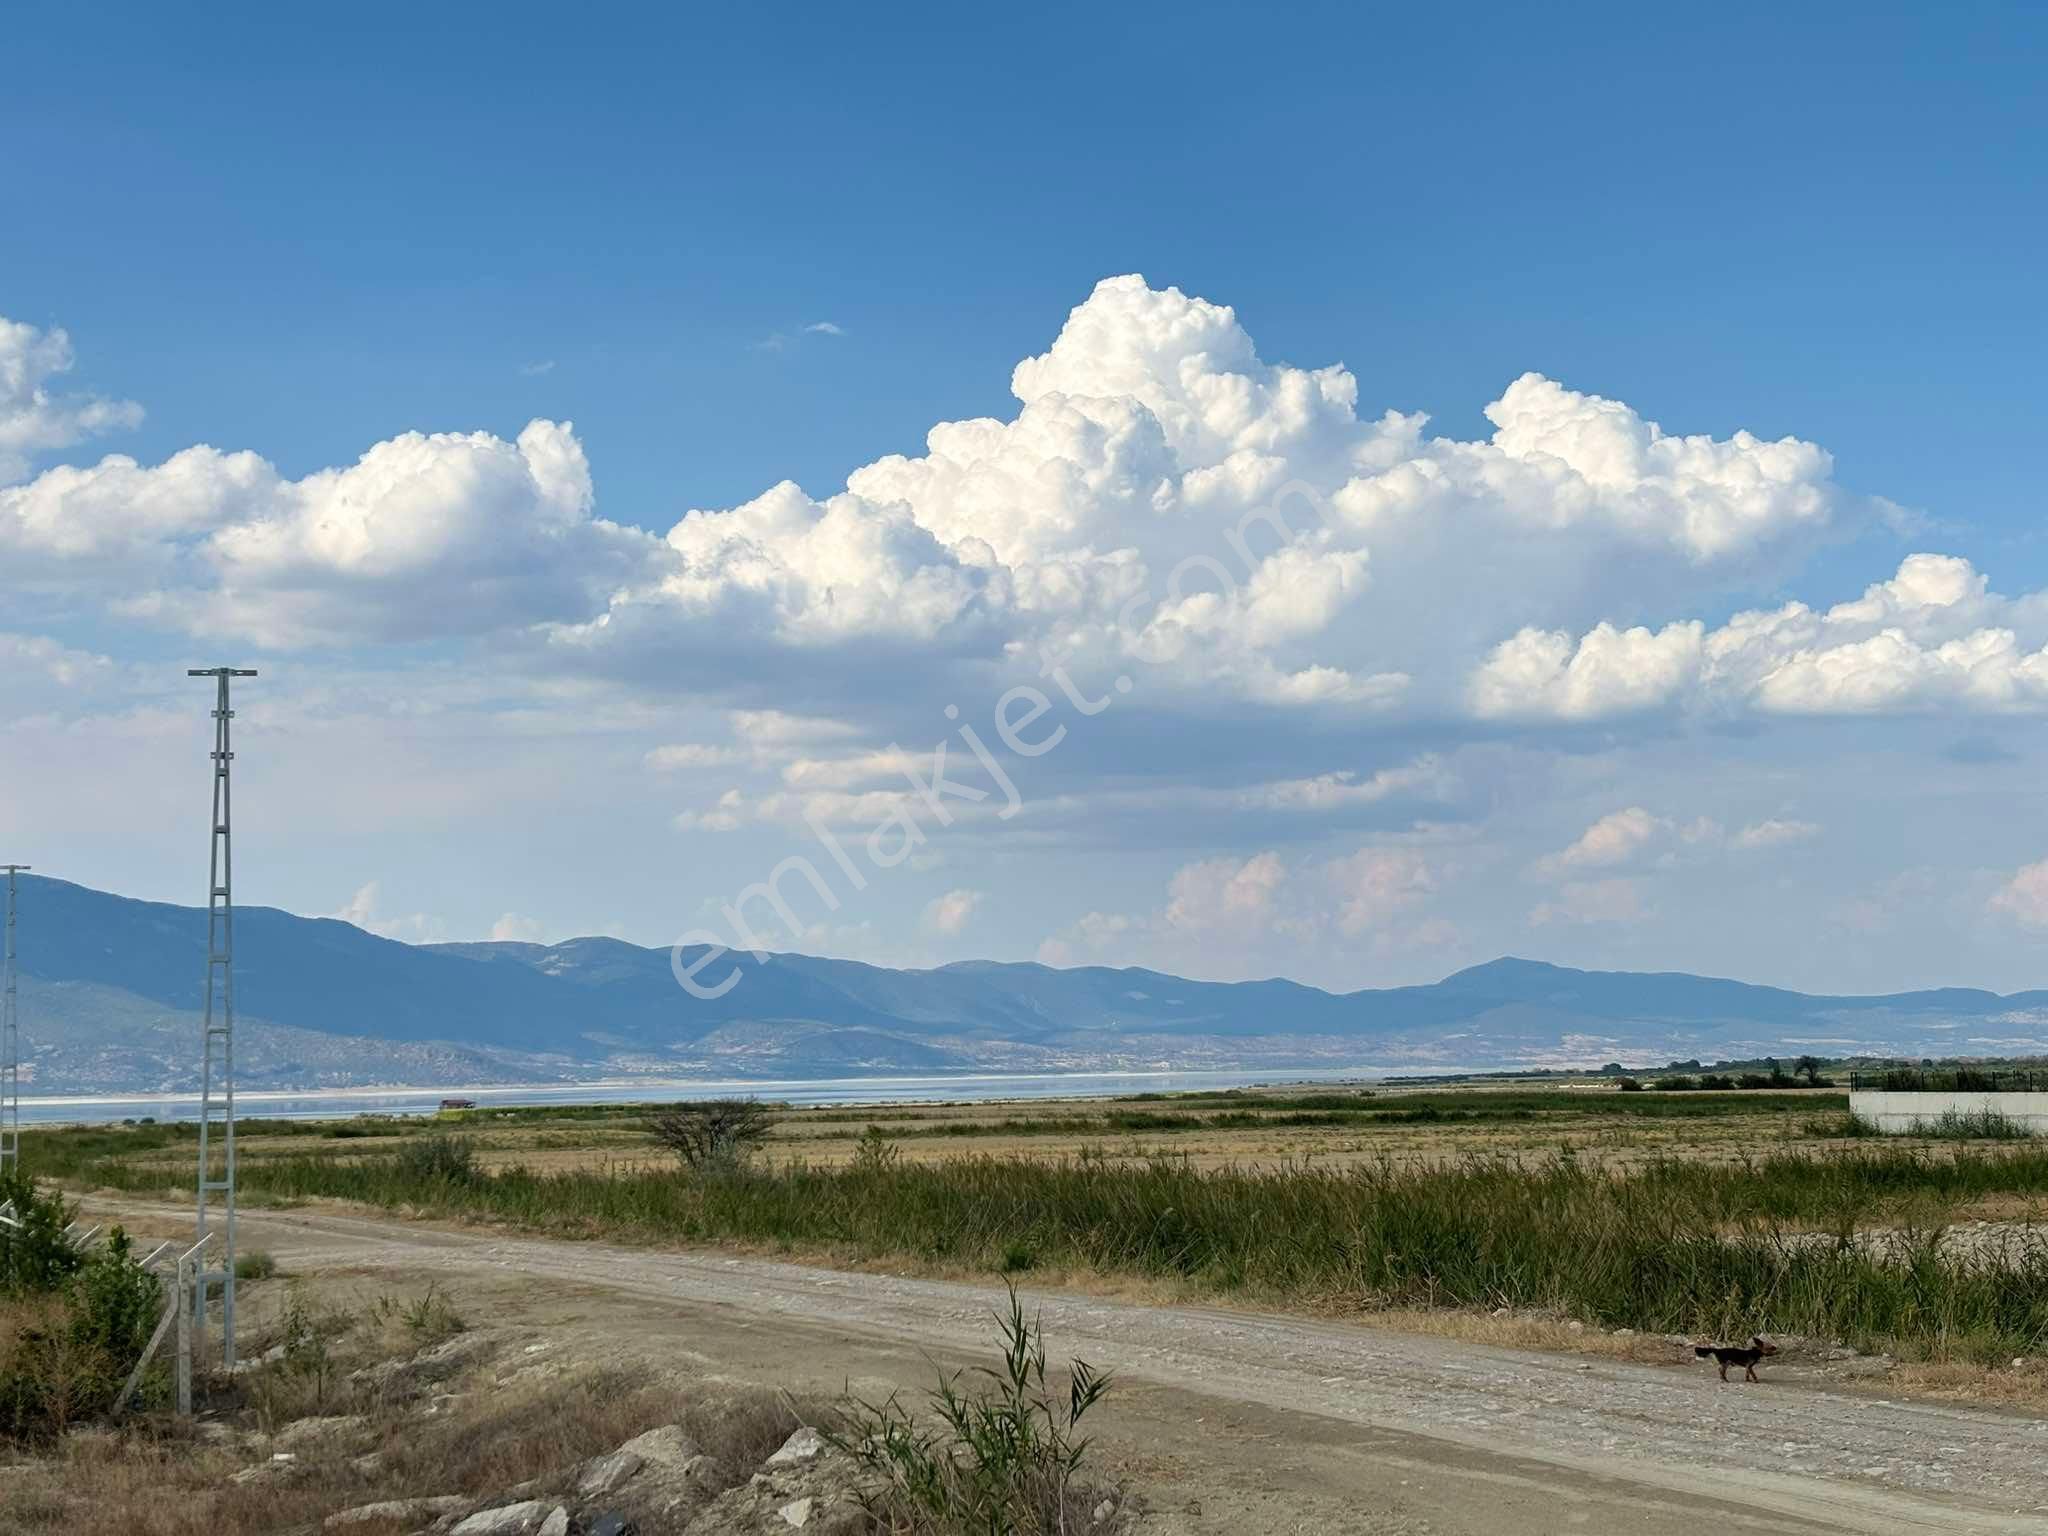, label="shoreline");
[12,1062,1401,1125]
